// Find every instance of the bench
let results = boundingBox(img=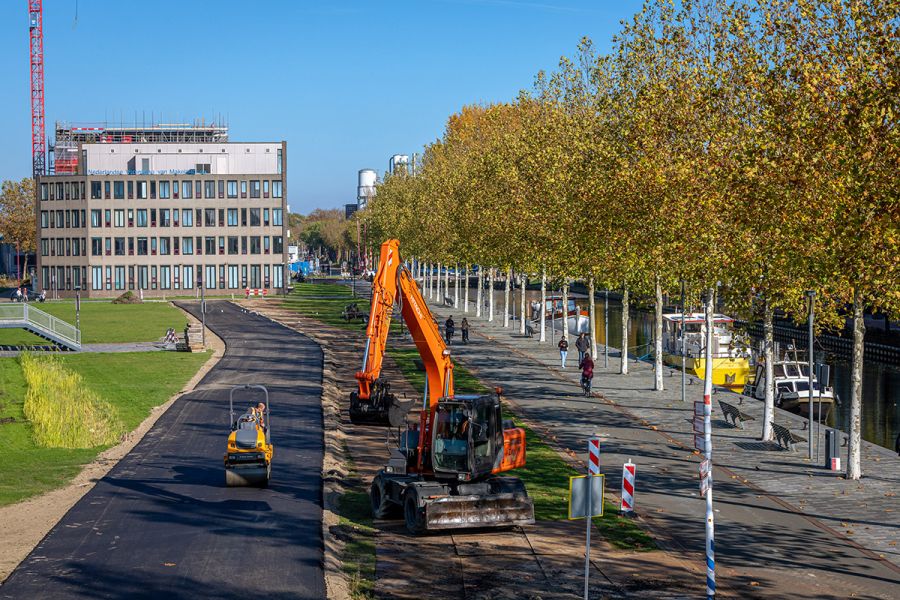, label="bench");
[772,422,806,452]
[341,303,366,322]
[443,295,454,307]
[718,399,755,430]
[524,323,535,338]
